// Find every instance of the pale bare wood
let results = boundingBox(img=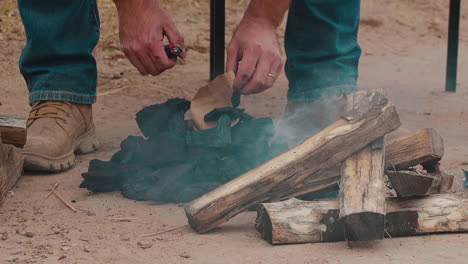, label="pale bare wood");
[0,136,24,206]
[385,128,443,171]
[256,194,468,245]
[0,115,27,147]
[338,92,386,241]
[184,91,401,233]
[190,72,235,130]
[339,138,386,241]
